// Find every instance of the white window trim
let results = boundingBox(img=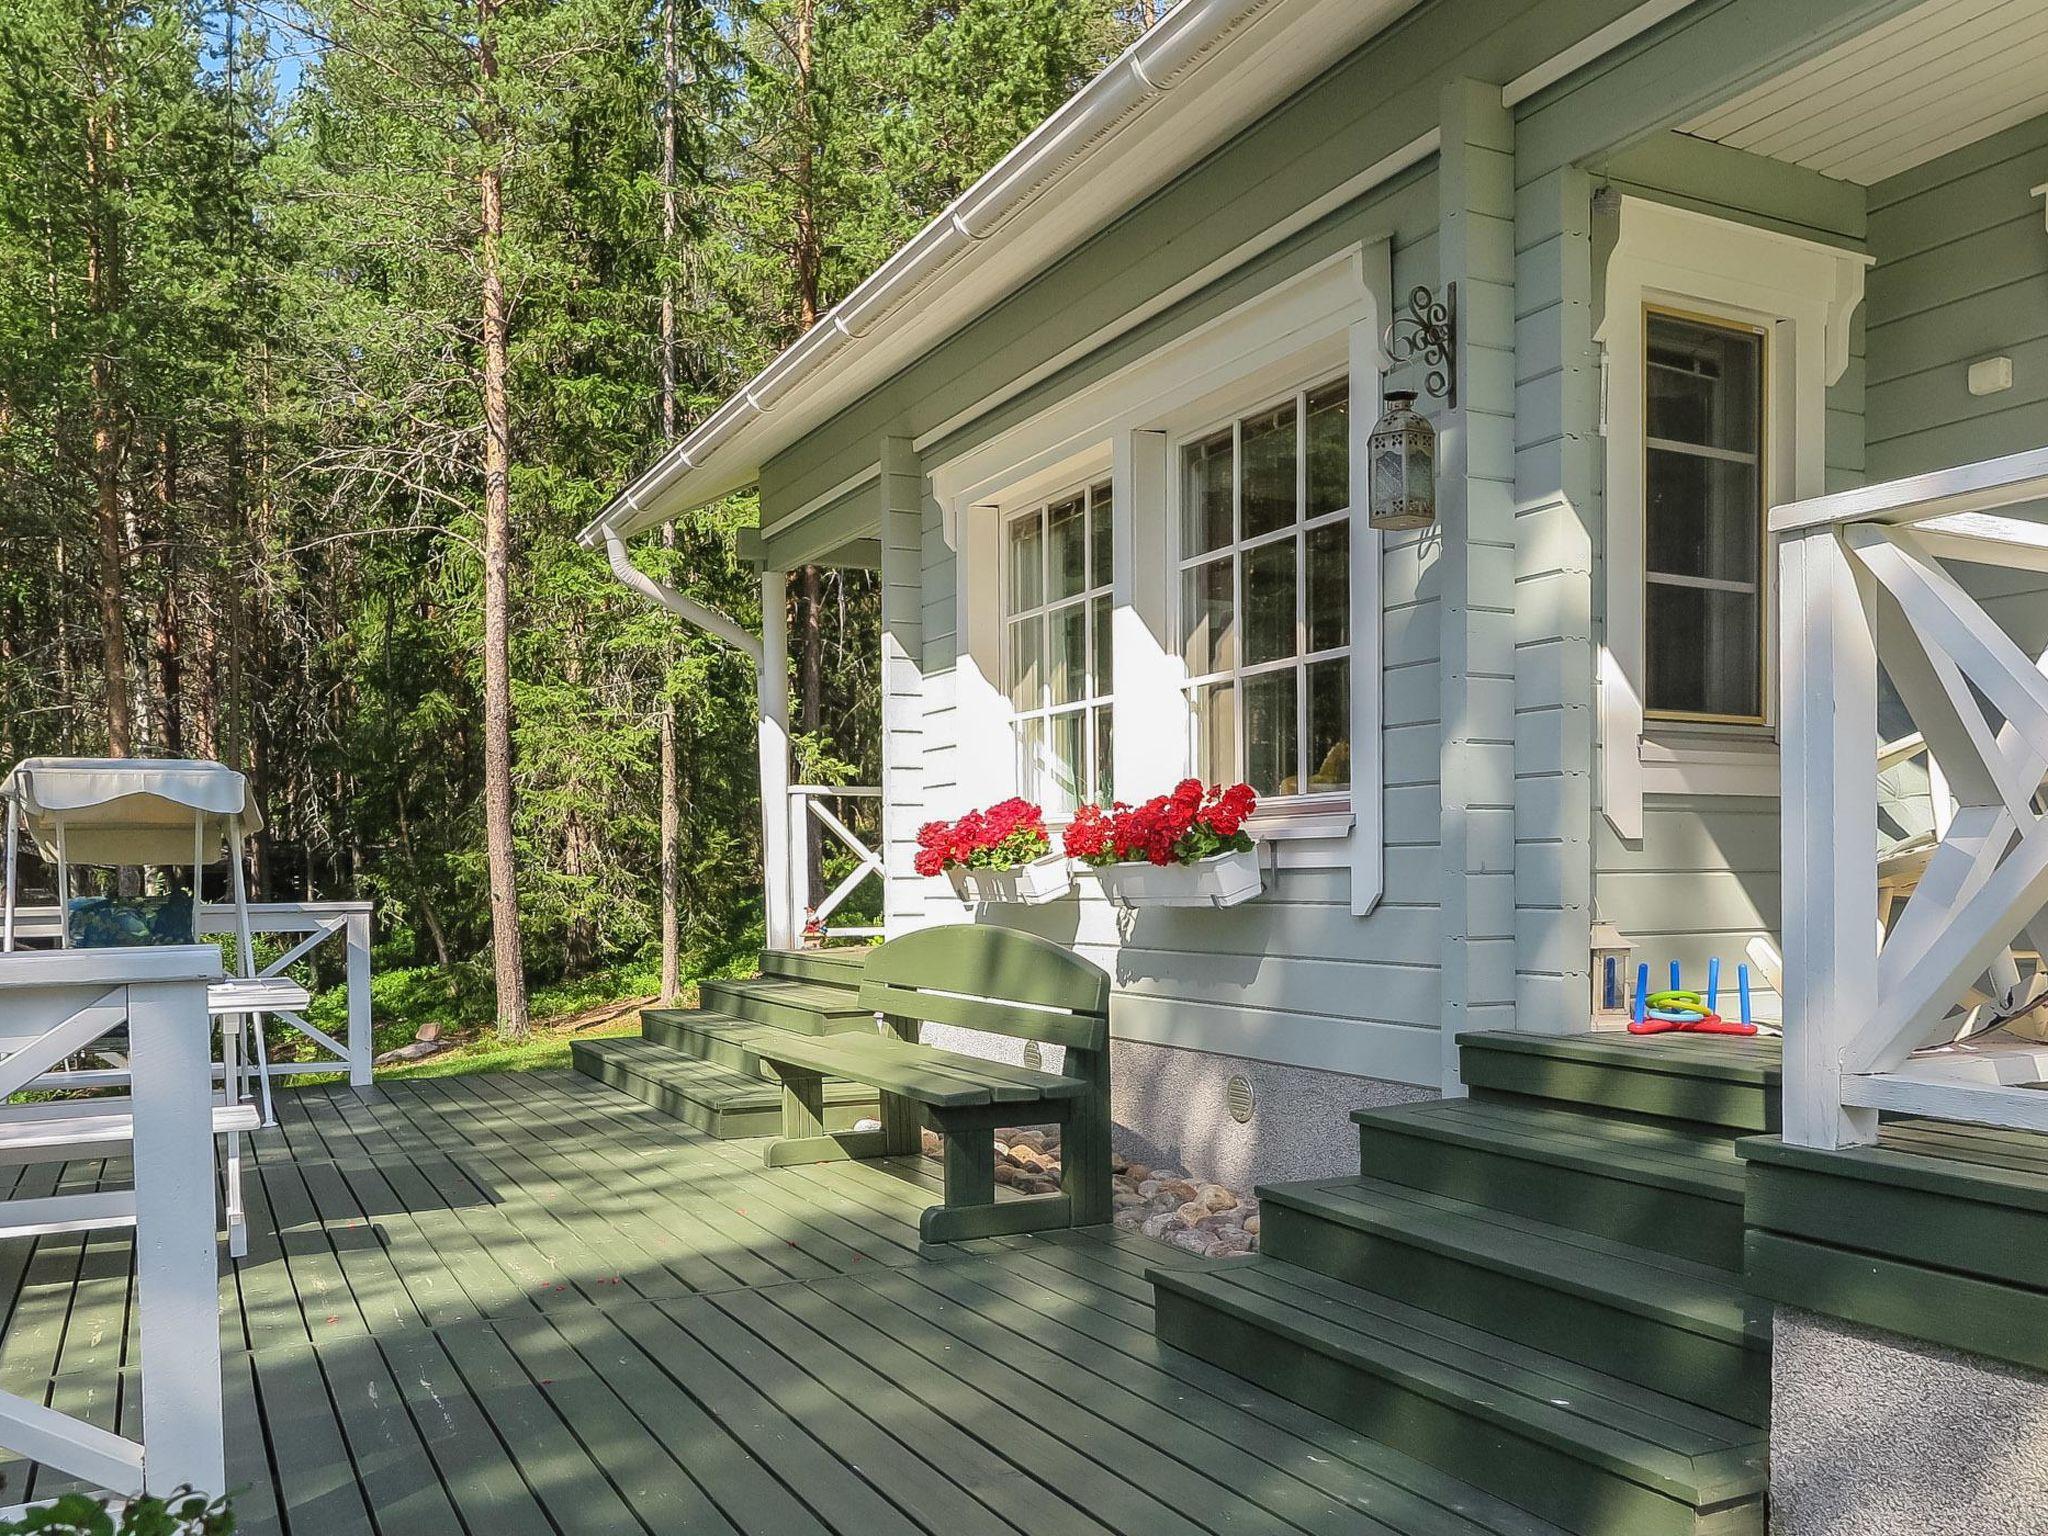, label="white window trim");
[1000,480,1116,814]
[1595,197,1868,836]
[1167,379,1355,815]
[939,240,1390,911]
